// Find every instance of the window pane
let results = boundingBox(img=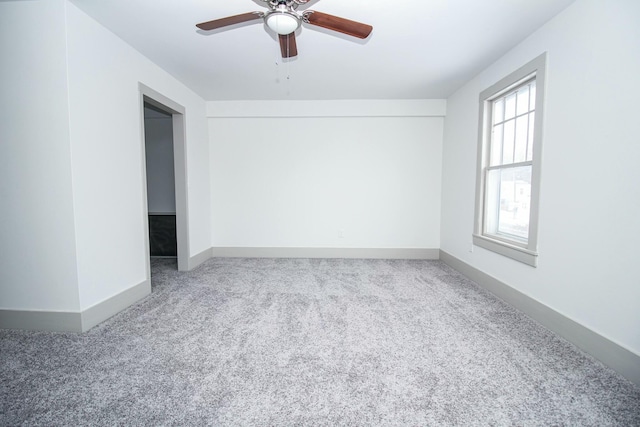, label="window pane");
[514,115,529,163]
[505,92,516,120]
[493,99,504,125]
[517,85,530,116]
[502,119,515,164]
[529,81,536,110]
[485,169,501,234]
[490,124,503,166]
[527,112,535,161]
[486,166,531,241]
